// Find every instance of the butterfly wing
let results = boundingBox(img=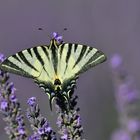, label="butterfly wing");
[0,46,56,80]
[56,43,106,99]
[0,40,106,110]
[57,43,106,80]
